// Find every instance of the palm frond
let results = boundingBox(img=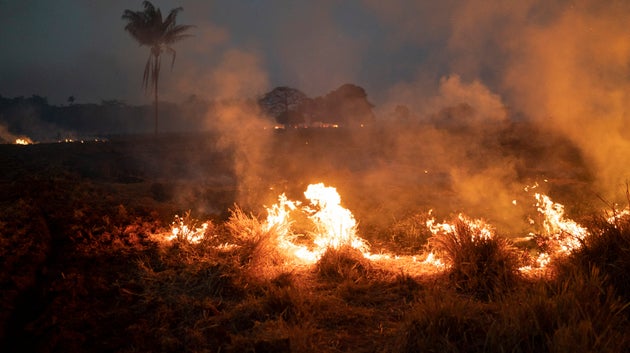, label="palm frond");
[165,46,177,70]
[164,7,184,28]
[164,25,195,44]
[142,1,155,13]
